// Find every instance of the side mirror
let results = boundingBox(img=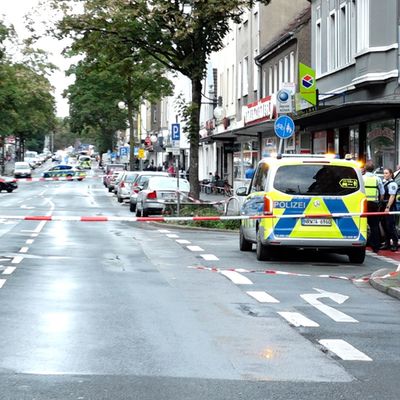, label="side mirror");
[236,186,248,196]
